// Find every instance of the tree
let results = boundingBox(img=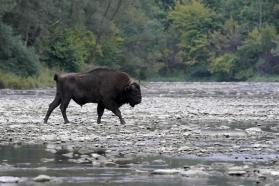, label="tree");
[209,53,237,81]
[45,27,97,72]
[169,0,216,77]
[237,25,279,78]
[0,22,40,76]
[210,19,243,54]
